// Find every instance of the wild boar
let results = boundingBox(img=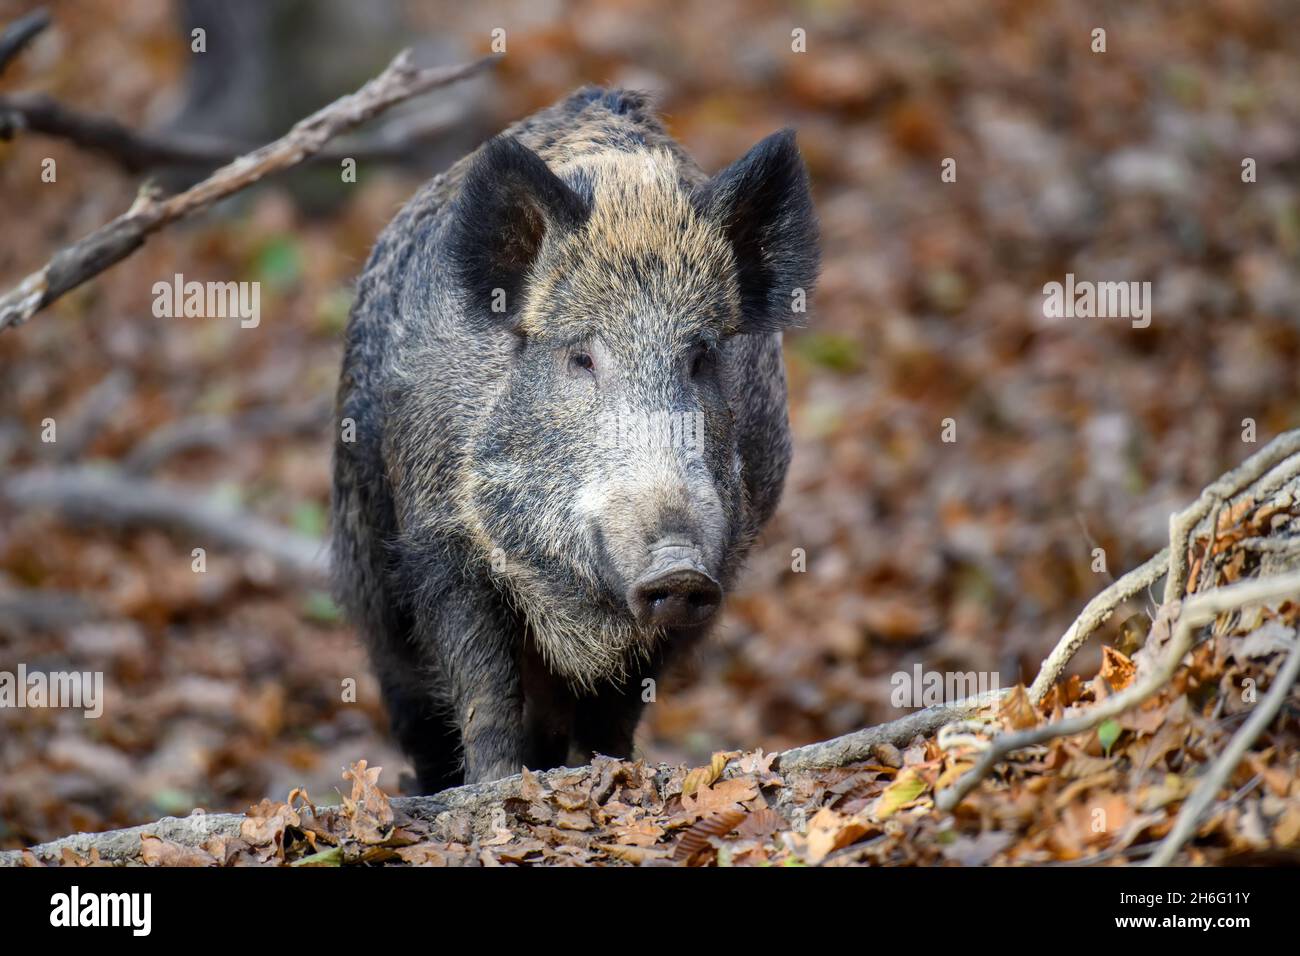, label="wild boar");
[333,87,818,790]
